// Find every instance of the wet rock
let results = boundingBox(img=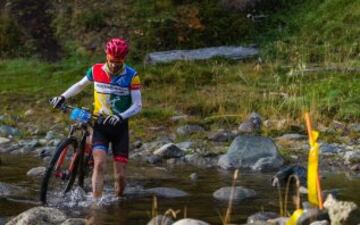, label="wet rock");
[147,215,173,225]
[218,135,283,171]
[208,130,236,142]
[0,125,20,137]
[26,167,46,177]
[5,206,67,225]
[267,217,289,225]
[176,125,205,136]
[247,212,279,223]
[0,137,10,144]
[185,154,218,168]
[145,187,188,198]
[343,151,360,165]
[60,218,86,225]
[324,194,359,225]
[0,182,25,197]
[146,155,162,164]
[190,173,198,181]
[320,143,344,154]
[213,186,256,201]
[22,139,41,151]
[297,208,329,225]
[309,220,329,225]
[145,46,258,65]
[45,131,56,140]
[172,218,210,225]
[271,165,307,187]
[0,143,22,153]
[251,156,284,172]
[153,143,185,159]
